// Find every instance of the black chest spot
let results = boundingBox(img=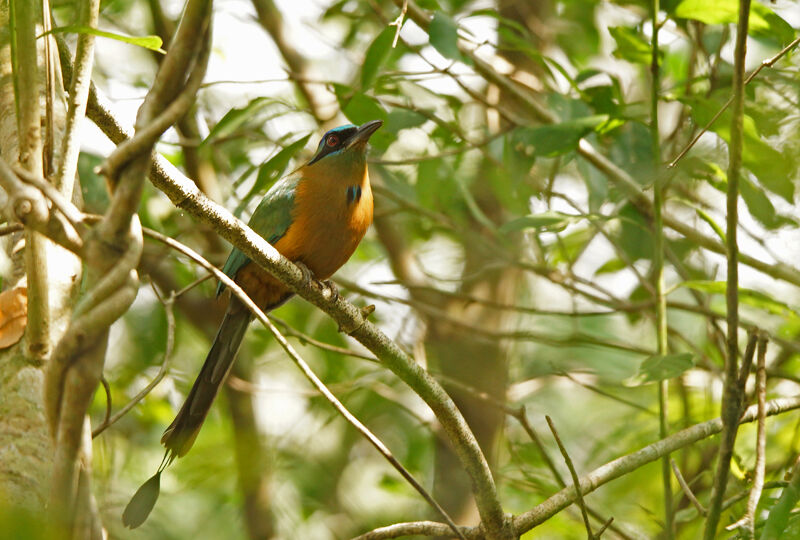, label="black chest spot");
[346,185,362,205]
